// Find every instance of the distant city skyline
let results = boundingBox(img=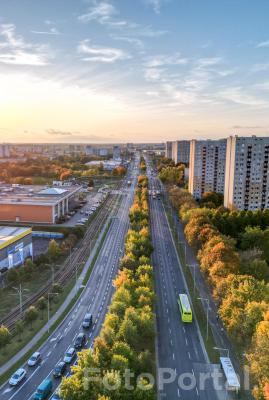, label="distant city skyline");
[1,0,269,143]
